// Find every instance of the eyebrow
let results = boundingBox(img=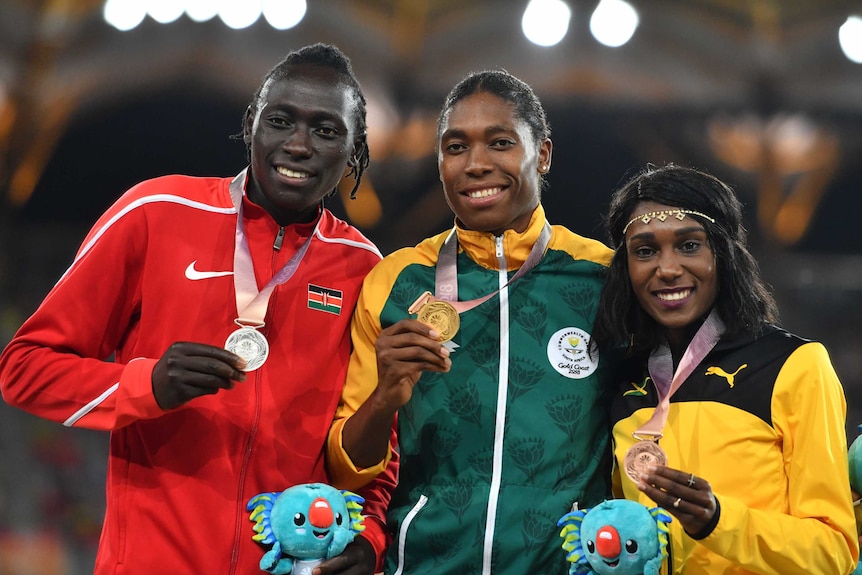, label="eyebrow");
[440,124,517,140]
[265,102,347,124]
[627,226,707,242]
